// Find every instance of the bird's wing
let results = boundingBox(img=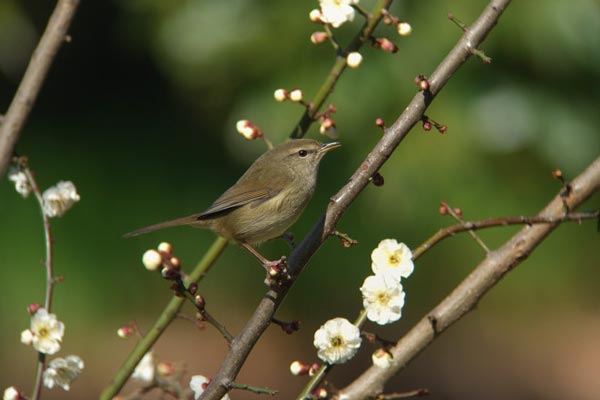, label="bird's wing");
[198,186,277,219]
